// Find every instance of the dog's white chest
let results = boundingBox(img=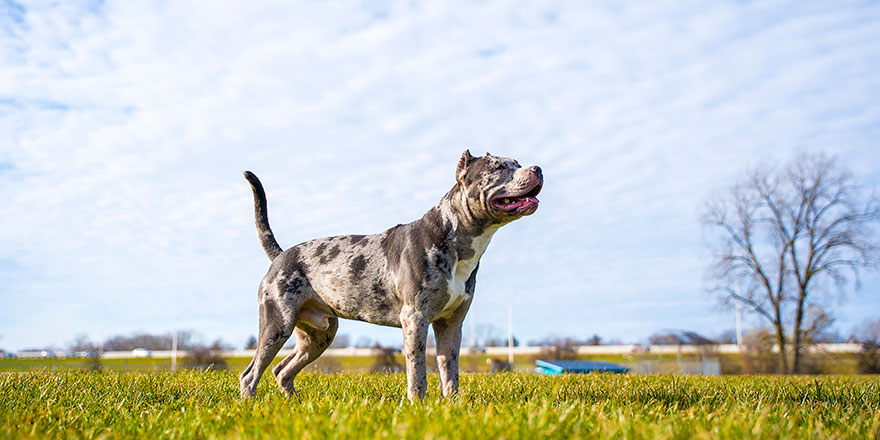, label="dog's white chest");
[439,226,500,318]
